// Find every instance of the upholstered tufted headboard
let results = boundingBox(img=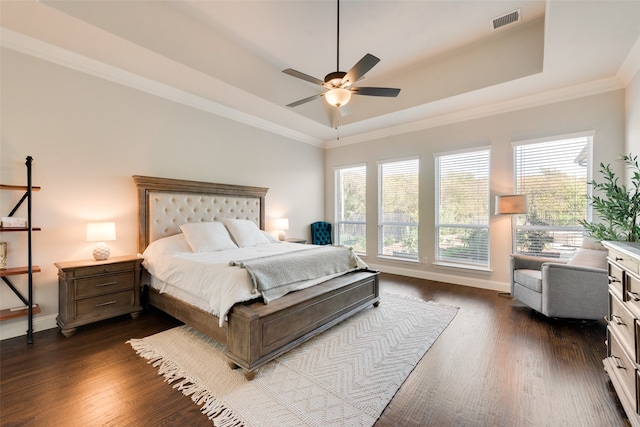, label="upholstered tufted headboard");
[133,175,268,253]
